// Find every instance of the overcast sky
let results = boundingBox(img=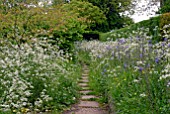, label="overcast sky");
[39,0,160,23]
[130,0,160,23]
